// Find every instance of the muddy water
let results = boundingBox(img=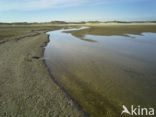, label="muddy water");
[44,27,156,117]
